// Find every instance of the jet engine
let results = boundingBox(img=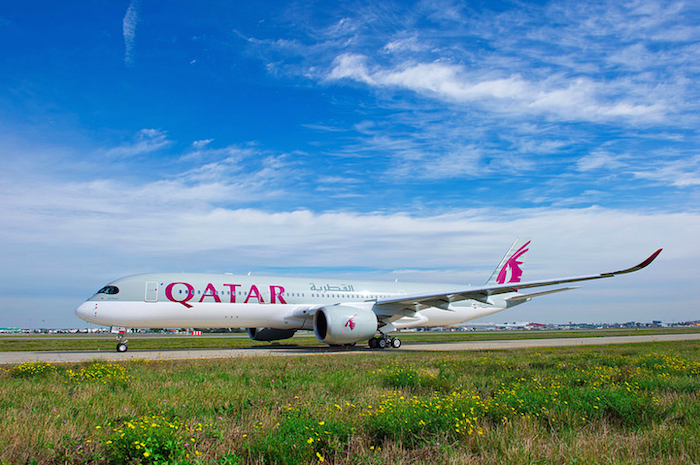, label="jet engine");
[247,327,297,342]
[313,305,377,345]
